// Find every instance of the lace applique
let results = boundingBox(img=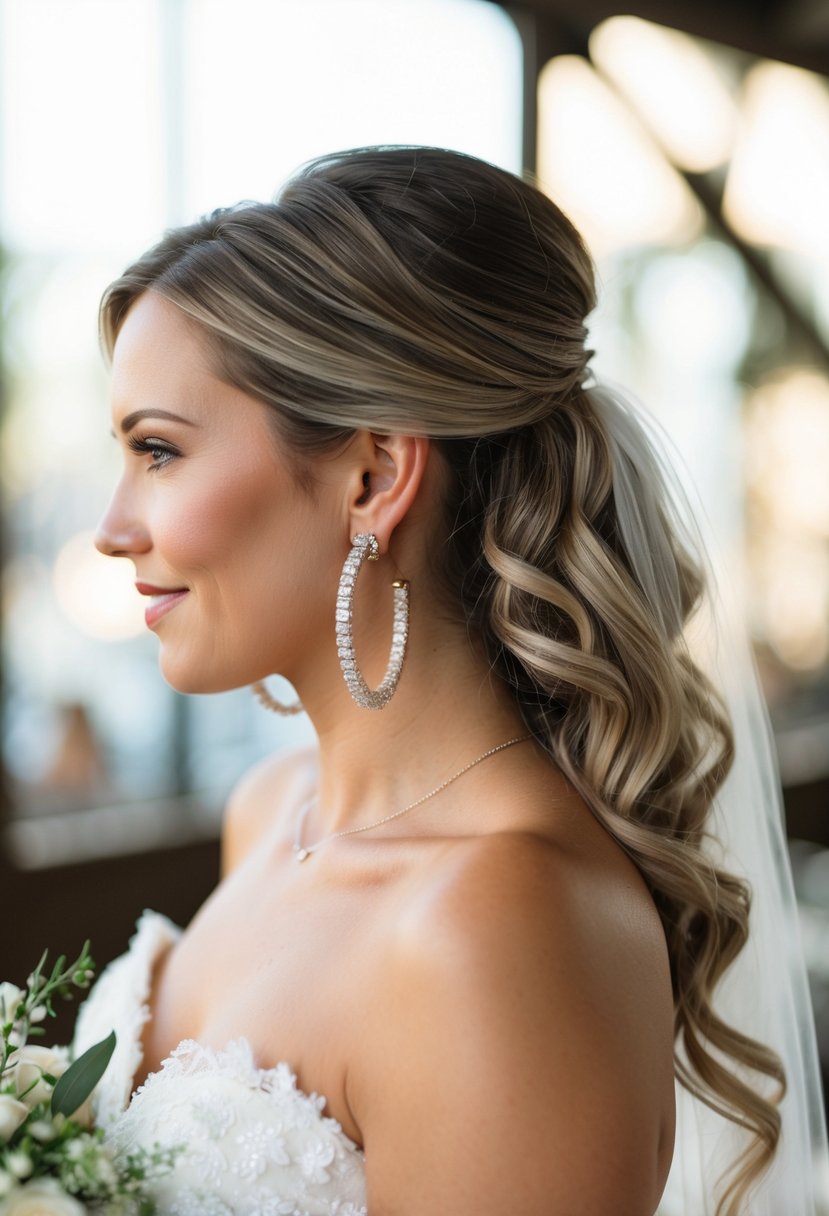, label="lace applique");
[72,909,181,1131]
[192,1091,237,1140]
[75,914,367,1215]
[190,1141,229,1188]
[168,1191,233,1216]
[299,1141,336,1185]
[116,1040,367,1213]
[237,1194,299,1216]
[232,1122,292,1180]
